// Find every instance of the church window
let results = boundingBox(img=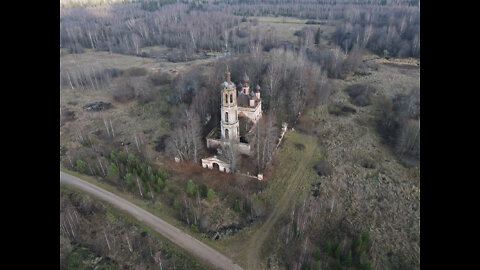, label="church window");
[225,129,229,139]
[225,112,229,123]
